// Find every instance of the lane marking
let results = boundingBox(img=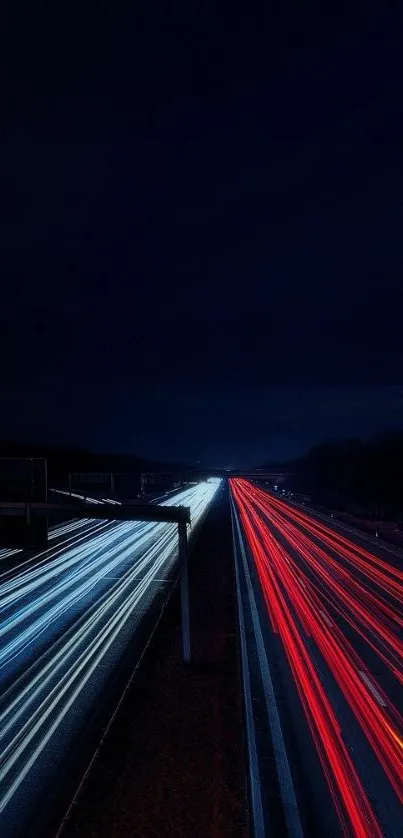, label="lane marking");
[231,498,304,838]
[230,505,266,838]
[358,671,387,707]
[320,610,333,628]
